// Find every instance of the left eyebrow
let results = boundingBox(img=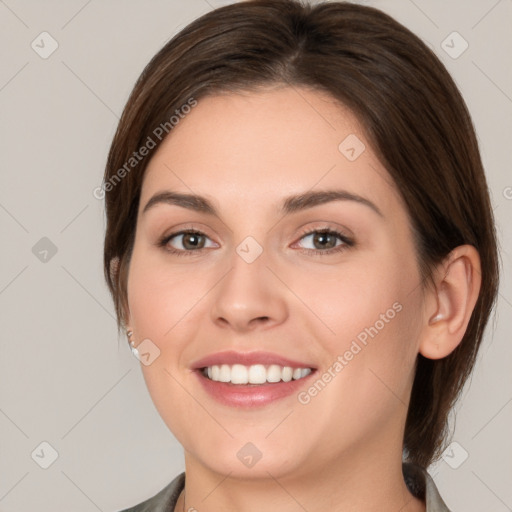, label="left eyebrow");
[141,188,383,218]
[280,189,383,218]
